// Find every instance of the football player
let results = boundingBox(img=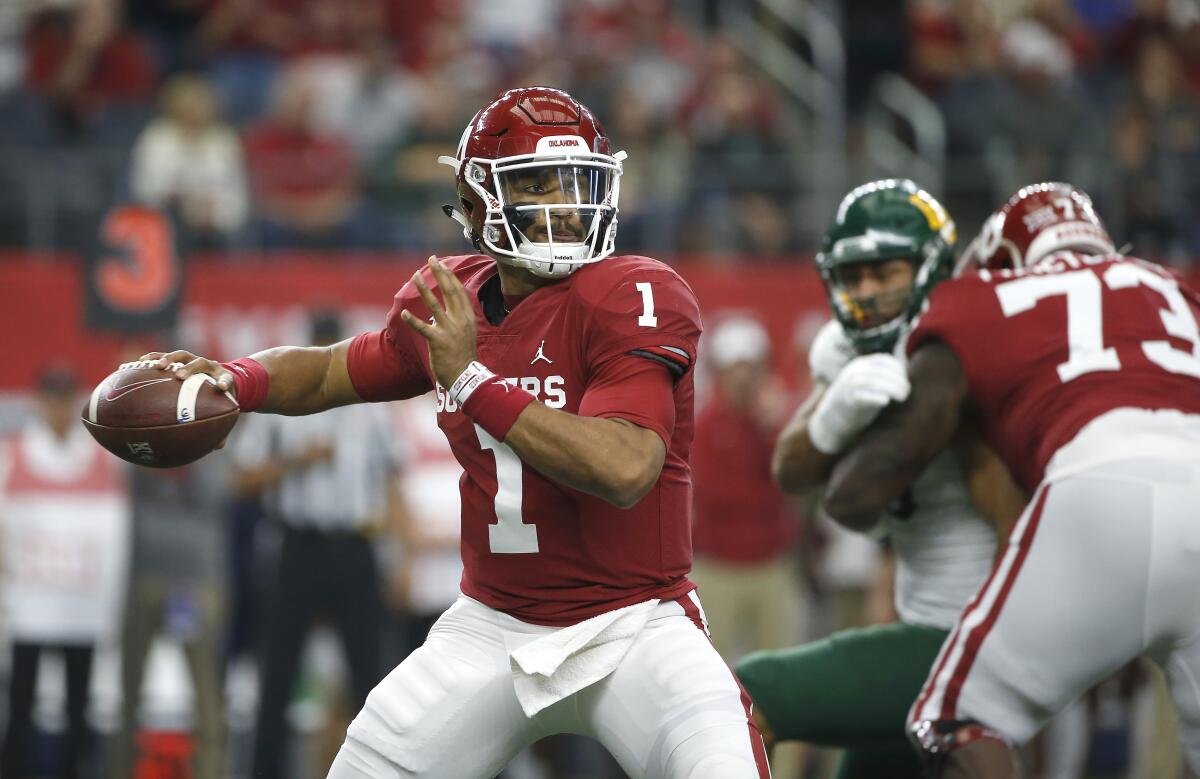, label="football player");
[824,182,1200,778]
[138,87,770,779]
[735,179,1024,778]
